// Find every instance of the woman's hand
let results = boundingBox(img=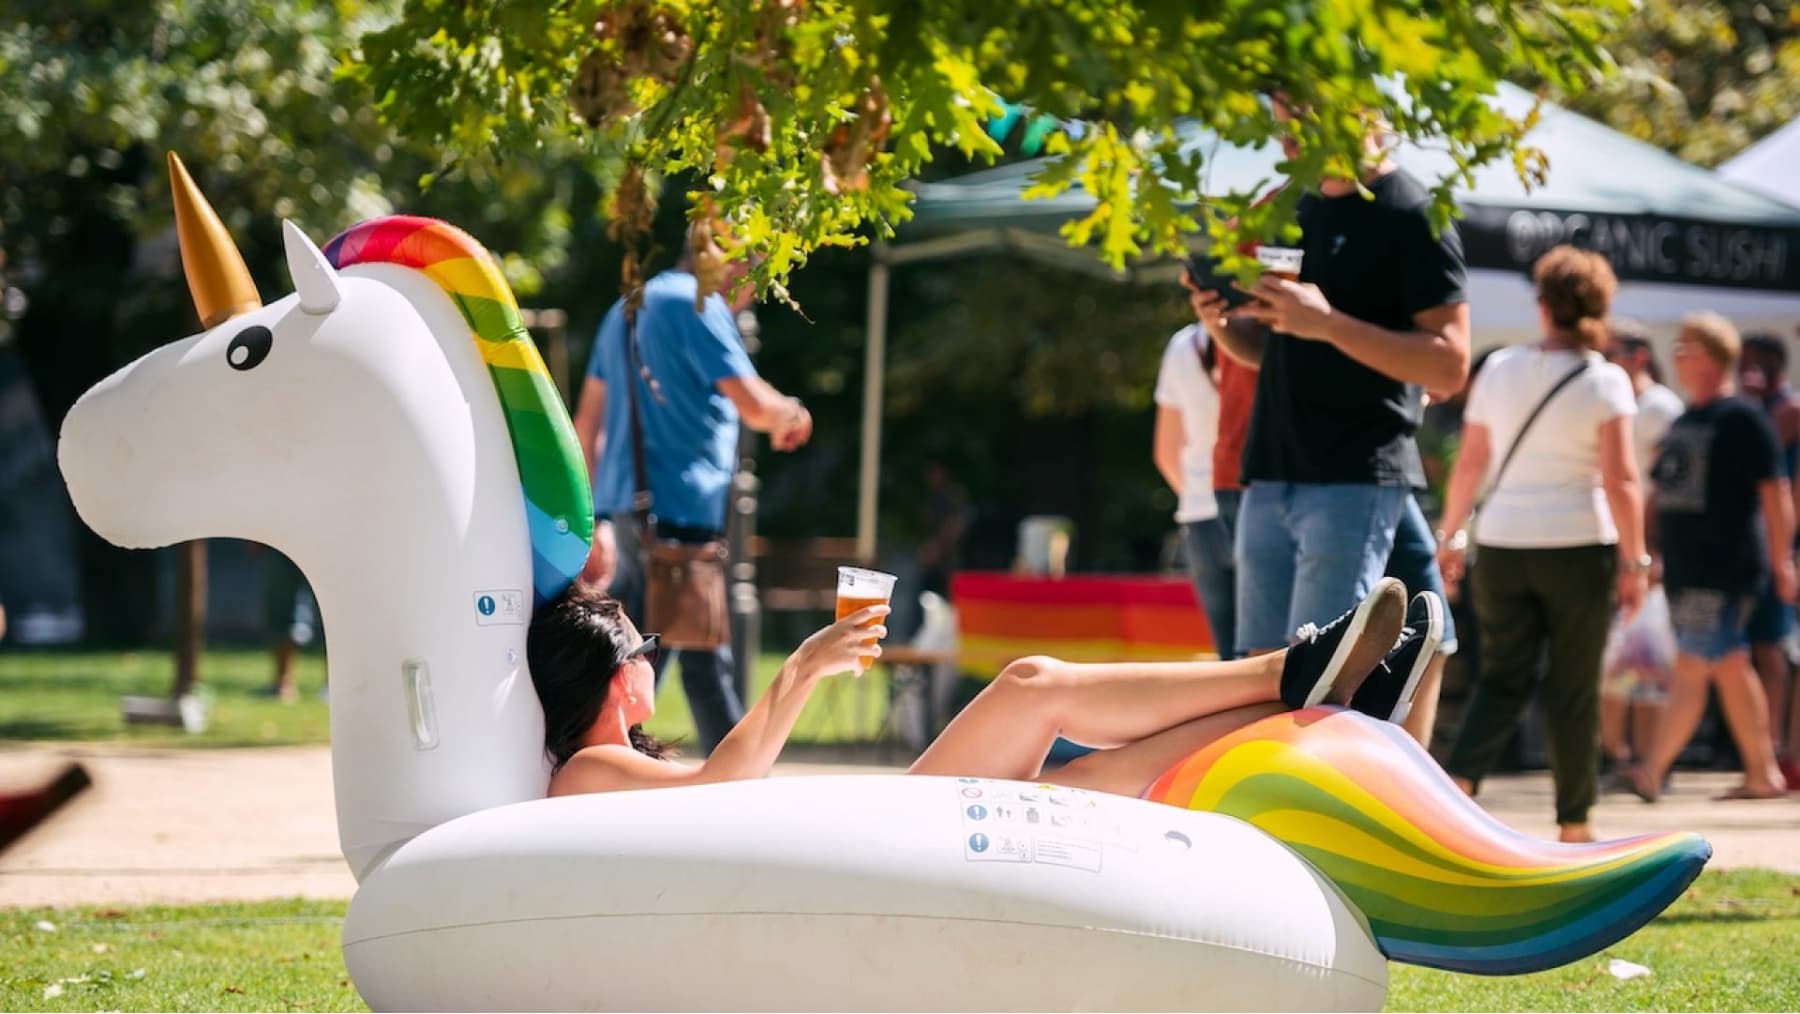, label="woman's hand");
[1616,566,1648,621]
[578,521,618,591]
[1437,542,1468,585]
[788,605,889,682]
